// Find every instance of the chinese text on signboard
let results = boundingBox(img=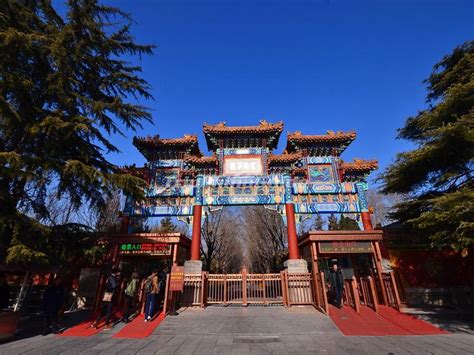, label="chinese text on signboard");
[223,156,263,176]
[169,266,184,292]
[119,243,171,256]
[319,241,372,254]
